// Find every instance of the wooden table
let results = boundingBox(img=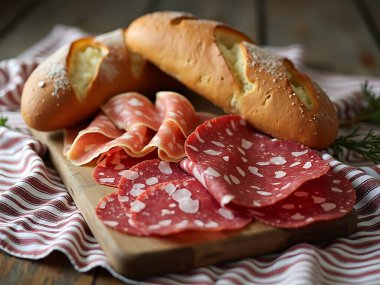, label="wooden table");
[0,0,379,284]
